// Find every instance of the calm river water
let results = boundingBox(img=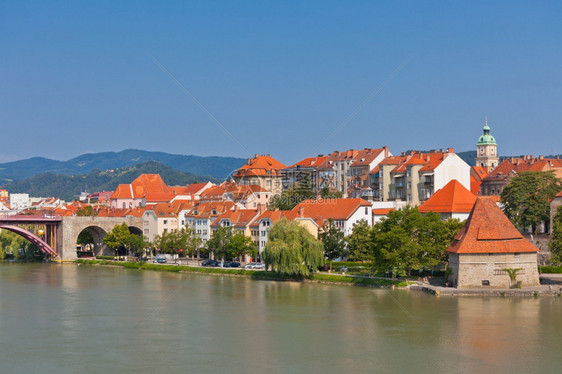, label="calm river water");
[1,264,561,374]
